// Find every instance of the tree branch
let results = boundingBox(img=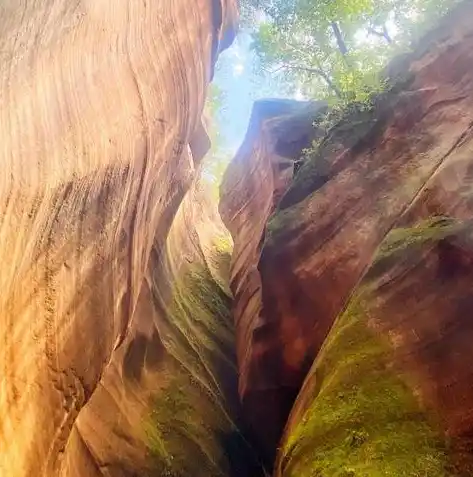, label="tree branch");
[331,21,349,56]
[367,24,393,44]
[279,64,343,98]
